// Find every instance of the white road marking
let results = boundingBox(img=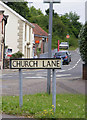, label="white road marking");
[0,75,2,79]
[58,70,66,72]
[1,74,6,76]
[57,58,81,73]
[25,74,71,79]
[23,73,34,75]
[56,74,71,77]
[25,76,45,79]
[7,76,13,77]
